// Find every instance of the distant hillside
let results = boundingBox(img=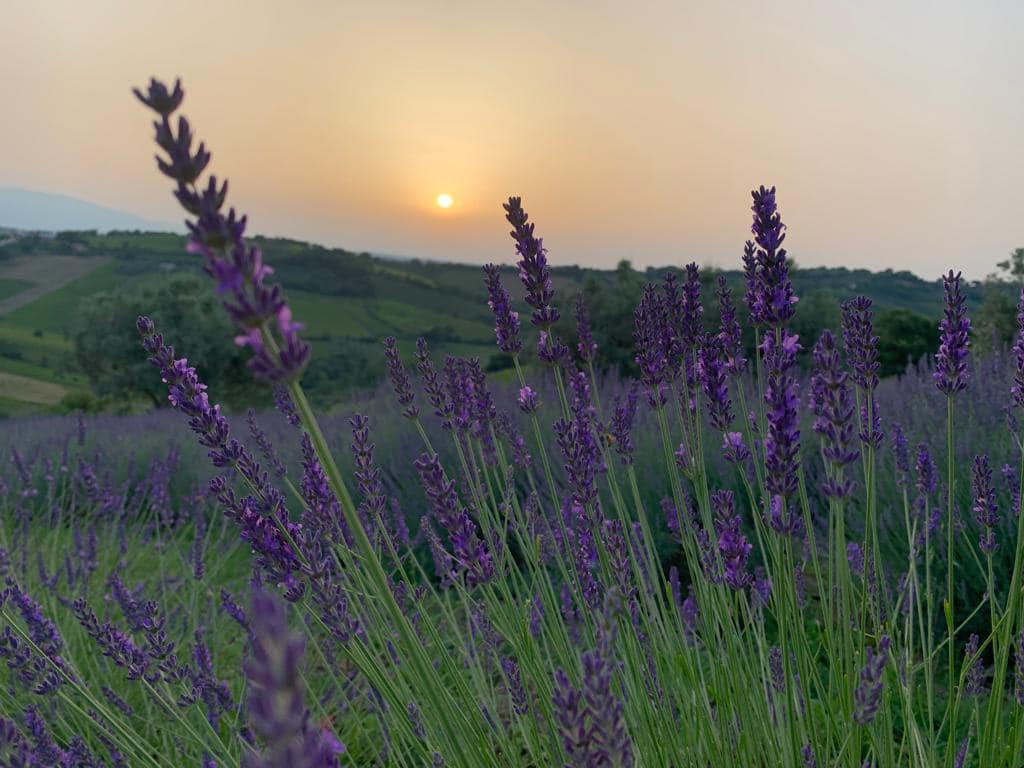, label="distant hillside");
[0,228,1015,417]
[0,188,179,233]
